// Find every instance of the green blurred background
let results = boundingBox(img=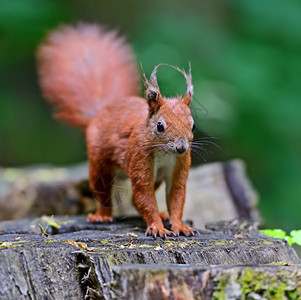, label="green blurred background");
[0,0,301,230]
